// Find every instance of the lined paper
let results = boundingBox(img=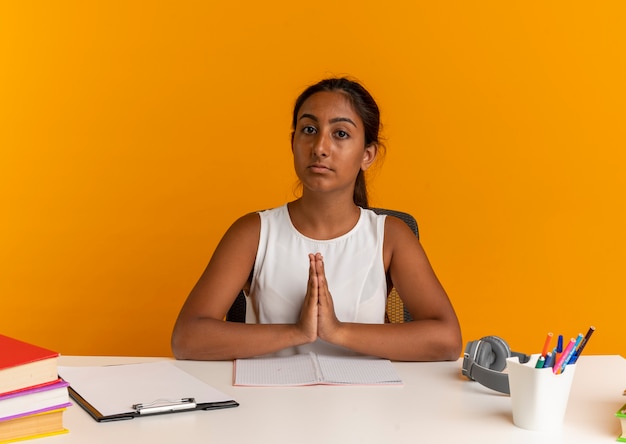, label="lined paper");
[317,355,403,384]
[234,353,402,386]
